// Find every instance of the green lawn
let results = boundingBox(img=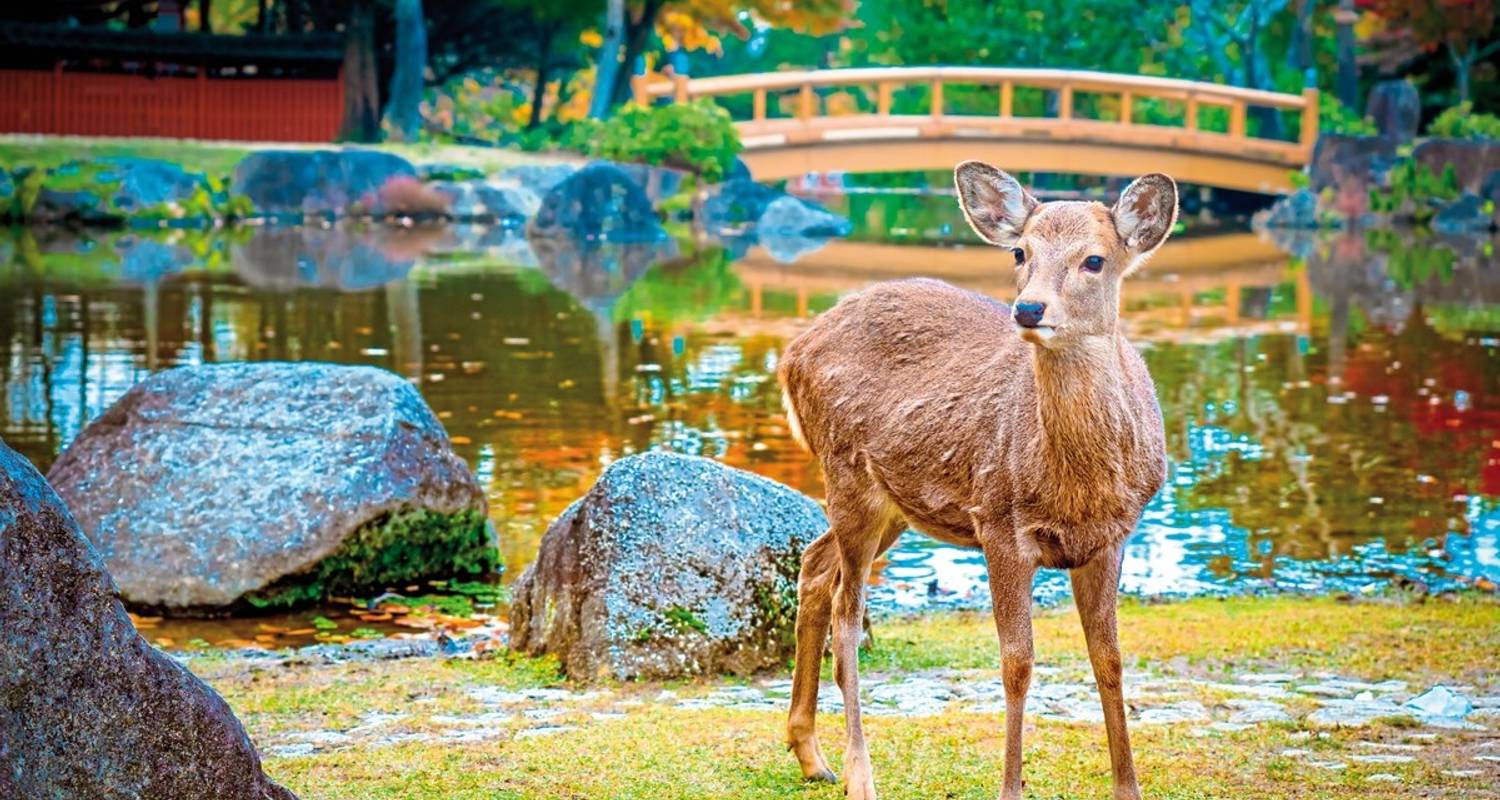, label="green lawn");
[190,594,1500,799]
